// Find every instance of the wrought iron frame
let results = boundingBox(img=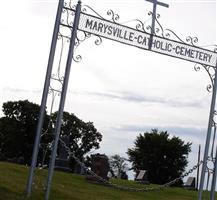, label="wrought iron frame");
[26,1,217,200]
